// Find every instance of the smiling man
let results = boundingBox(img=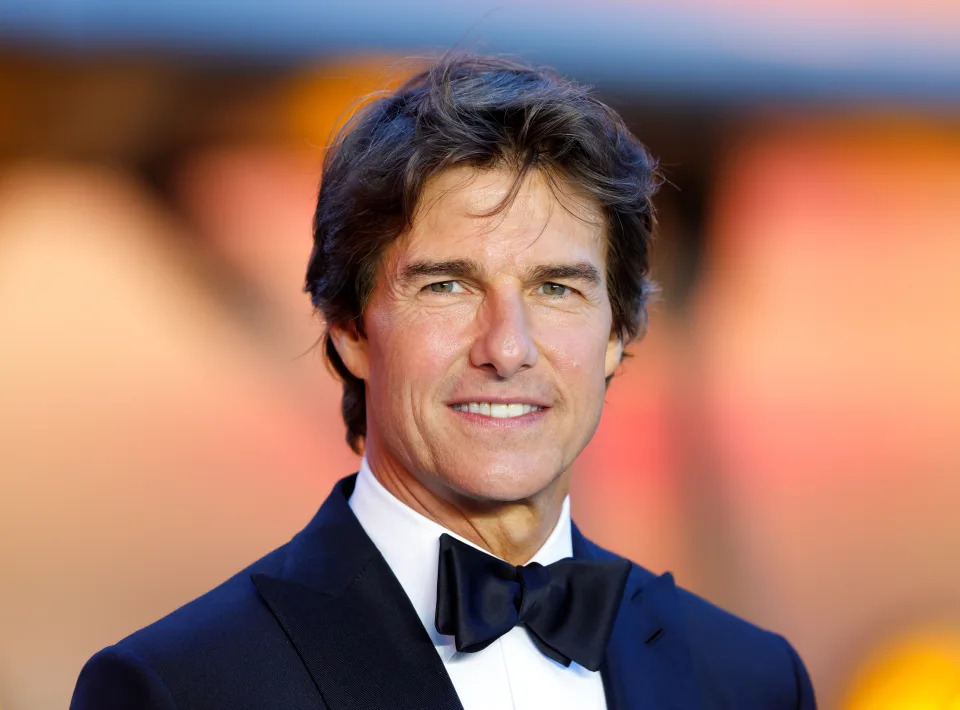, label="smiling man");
[72,55,816,710]
[340,166,620,563]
